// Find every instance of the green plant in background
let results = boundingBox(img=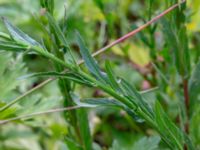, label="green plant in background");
[0,0,200,150]
[39,1,92,149]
